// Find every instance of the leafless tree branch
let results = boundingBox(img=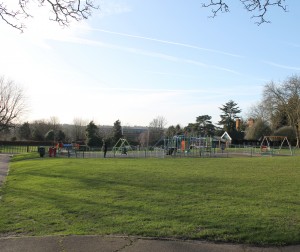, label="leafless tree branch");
[202,0,229,18]
[0,76,27,132]
[43,0,96,26]
[263,75,300,146]
[0,2,26,32]
[0,0,98,32]
[202,0,287,25]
